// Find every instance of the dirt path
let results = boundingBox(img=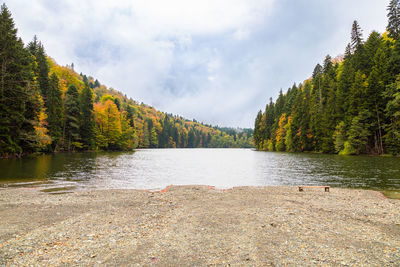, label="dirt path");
[0,186,399,266]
